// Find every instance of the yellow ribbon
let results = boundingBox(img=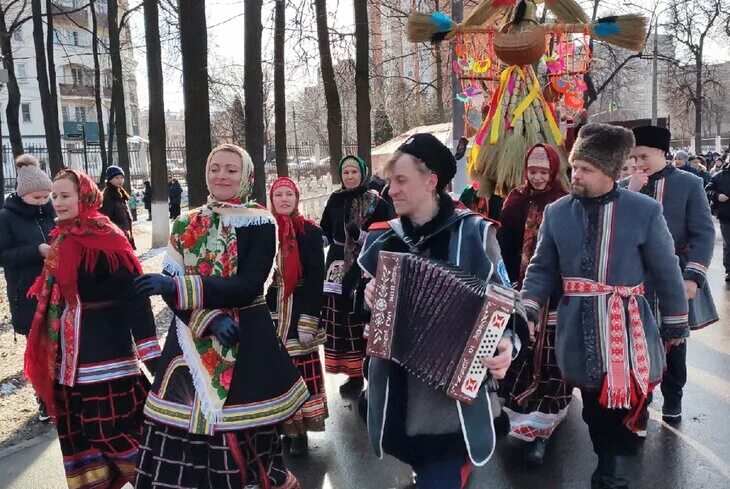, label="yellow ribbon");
[512,66,540,123]
[489,66,516,145]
